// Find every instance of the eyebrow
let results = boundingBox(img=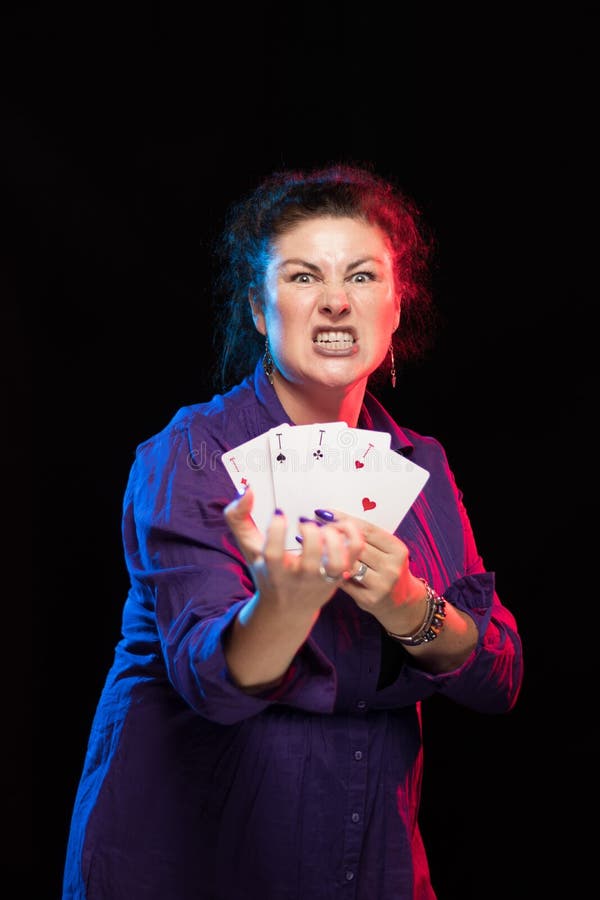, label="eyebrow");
[278,256,383,272]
